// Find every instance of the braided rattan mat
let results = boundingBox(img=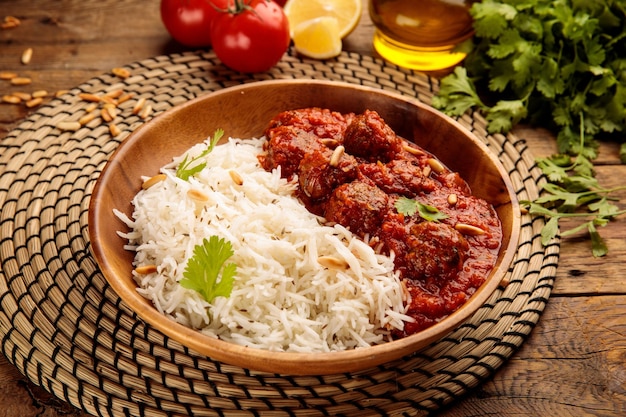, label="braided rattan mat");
[0,50,559,416]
